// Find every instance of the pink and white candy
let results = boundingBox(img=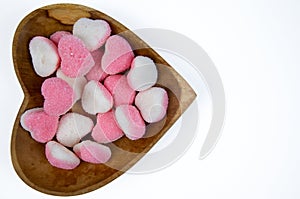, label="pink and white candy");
[45,141,80,170]
[73,18,111,51]
[104,74,136,106]
[56,113,94,147]
[115,105,145,140]
[127,56,158,91]
[92,110,123,143]
[81,80,113,115]
[73,140,111,164]
[29,36,60,77]
[101,35,134,75]
[20,108,59,143]
[135,87,168,123]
